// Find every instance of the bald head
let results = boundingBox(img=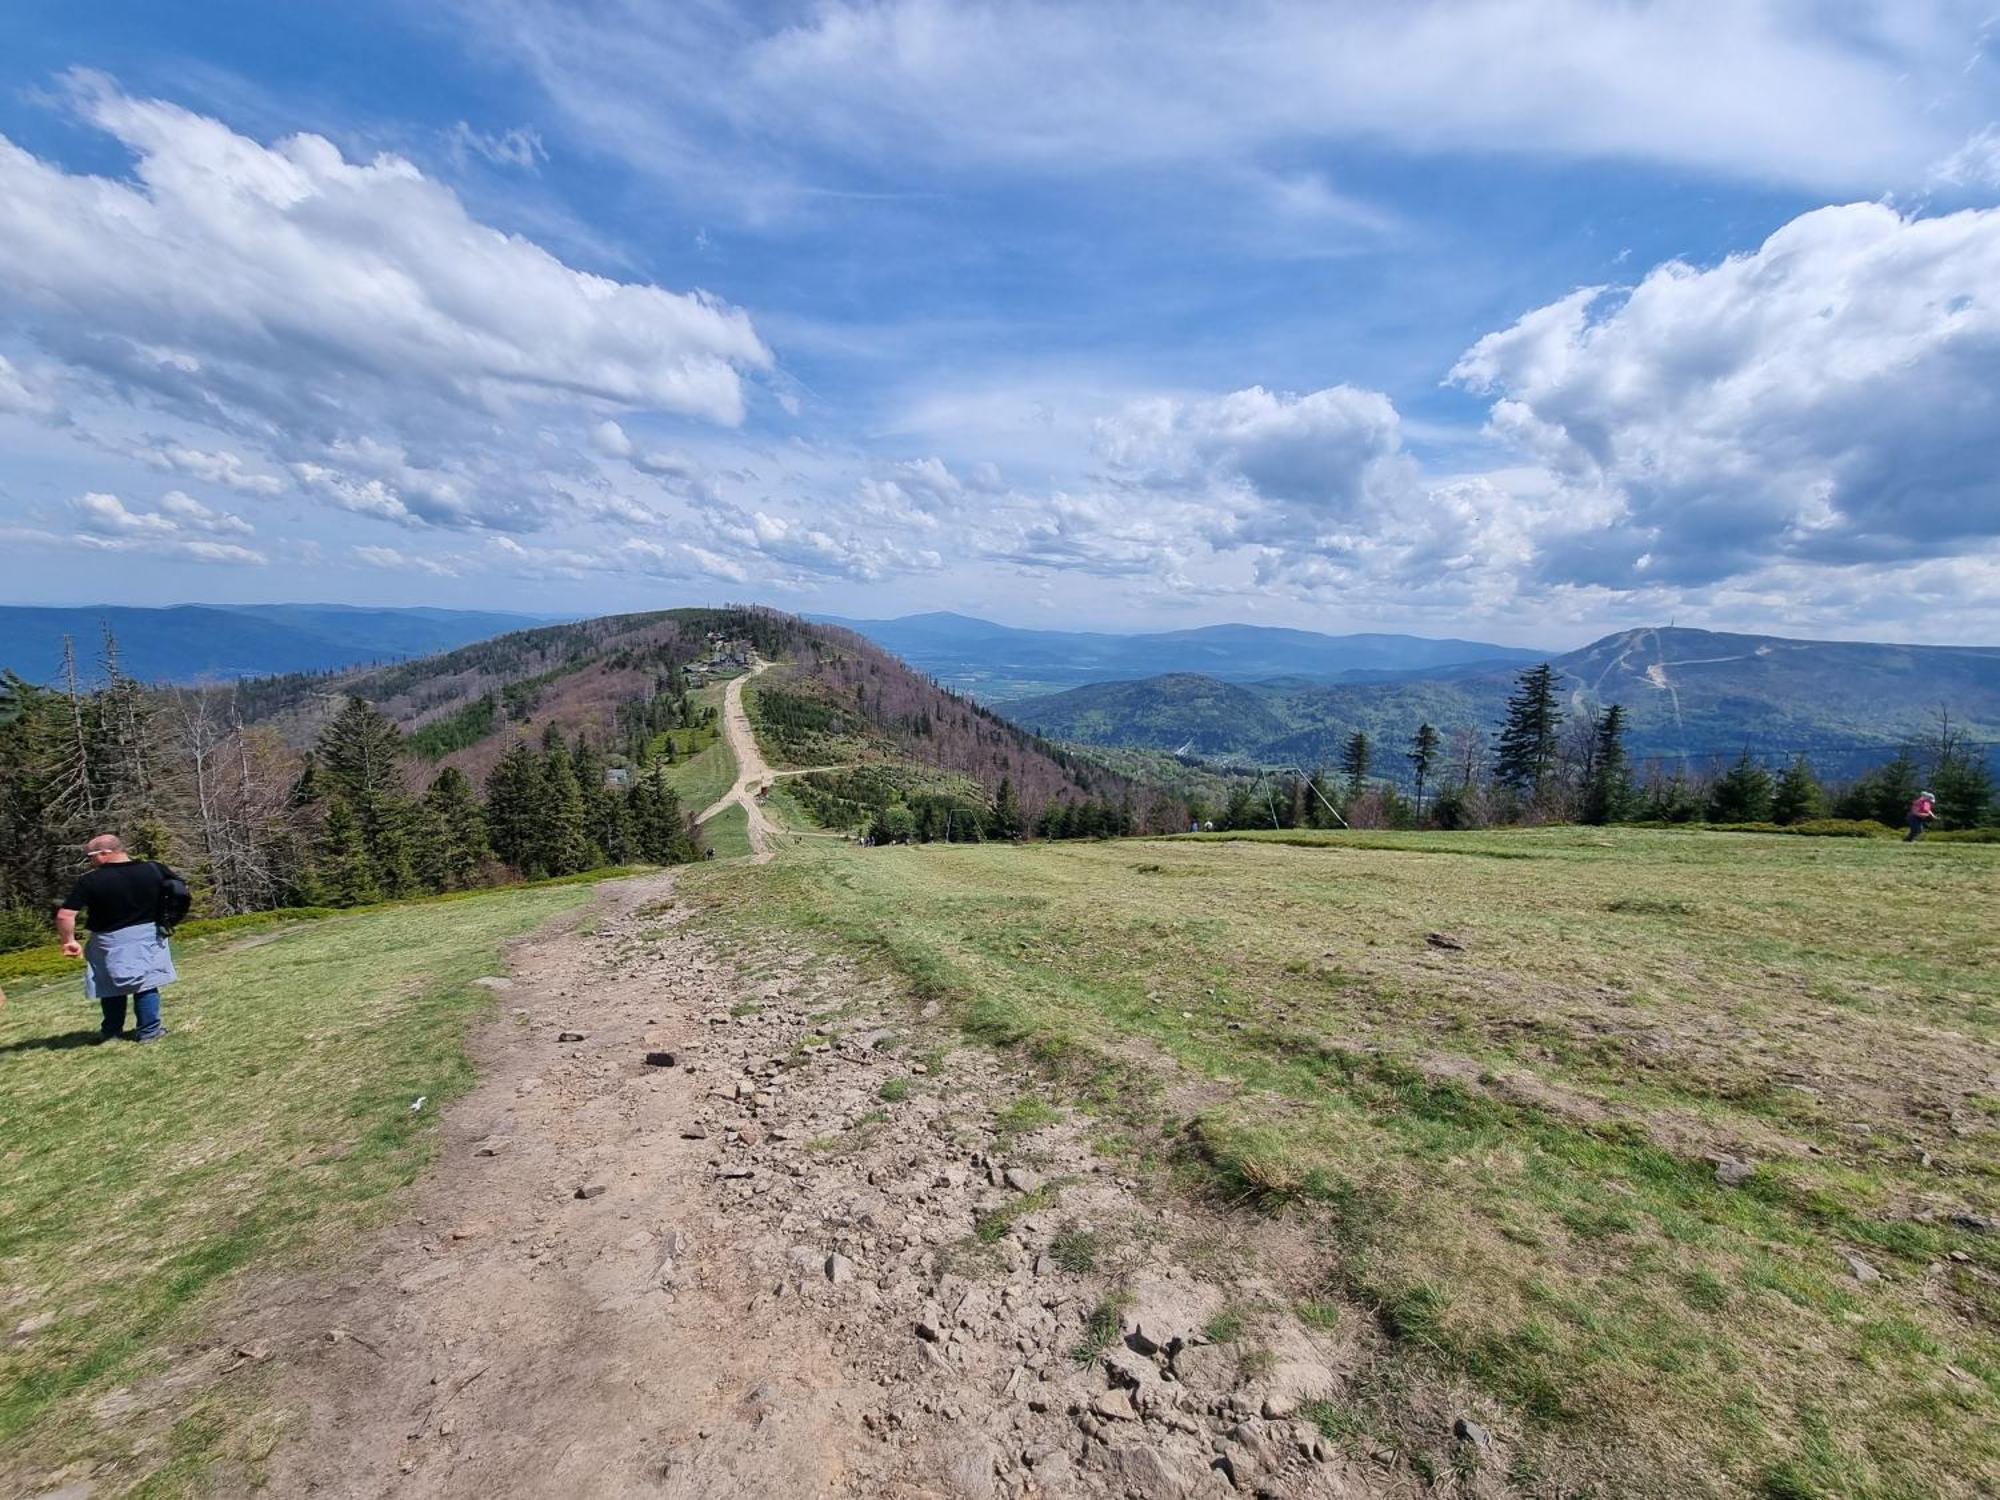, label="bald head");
[84,834,129,864]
